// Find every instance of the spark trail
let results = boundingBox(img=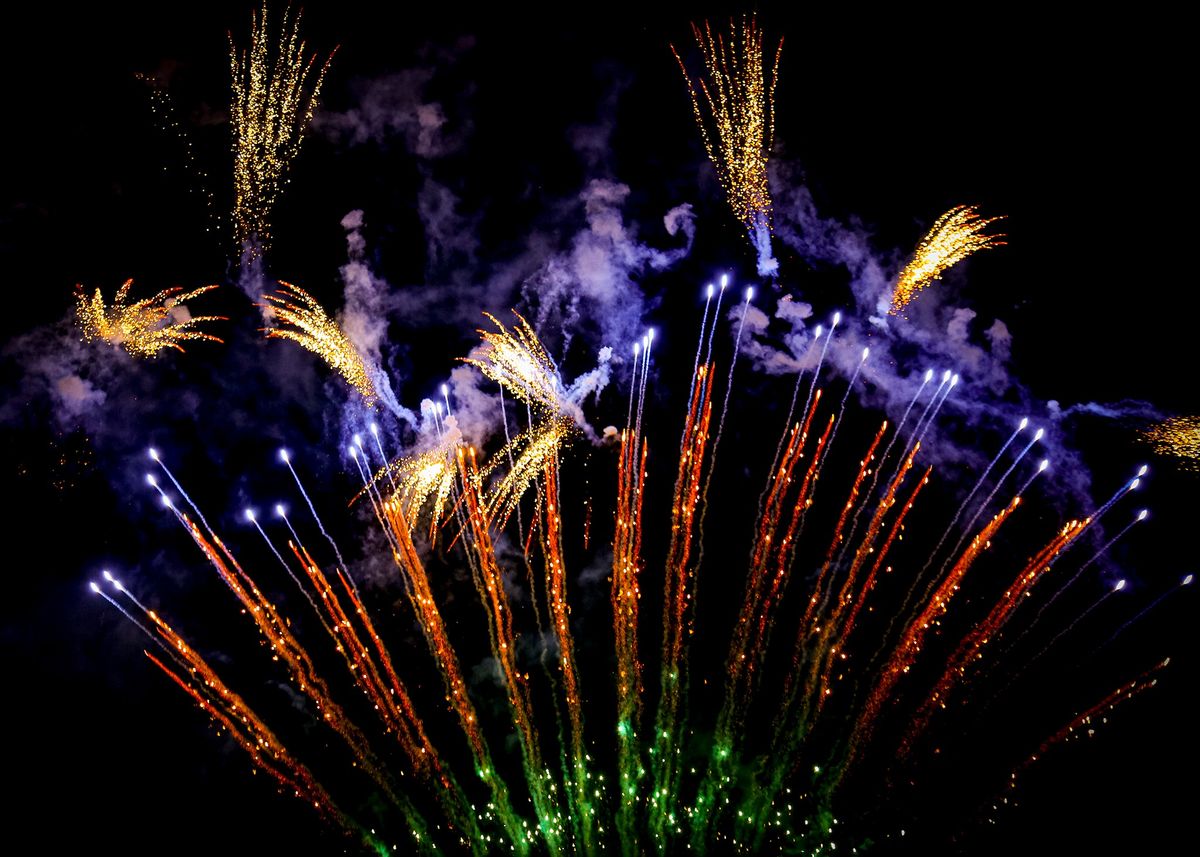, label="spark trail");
[279,447,353,583]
